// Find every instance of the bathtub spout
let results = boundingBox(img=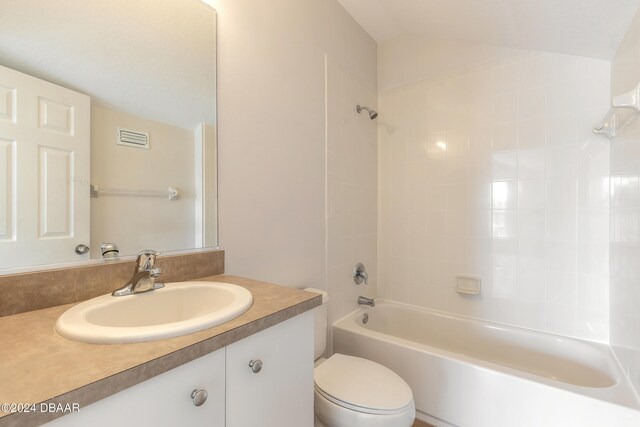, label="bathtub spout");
[357,296,375,307]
